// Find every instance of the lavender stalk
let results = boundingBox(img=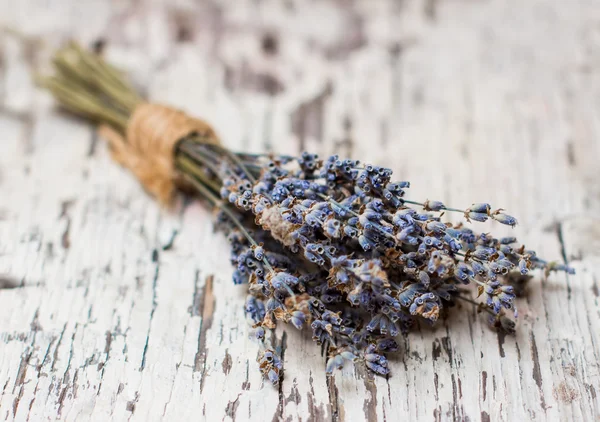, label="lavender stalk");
[37,43,574,385]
